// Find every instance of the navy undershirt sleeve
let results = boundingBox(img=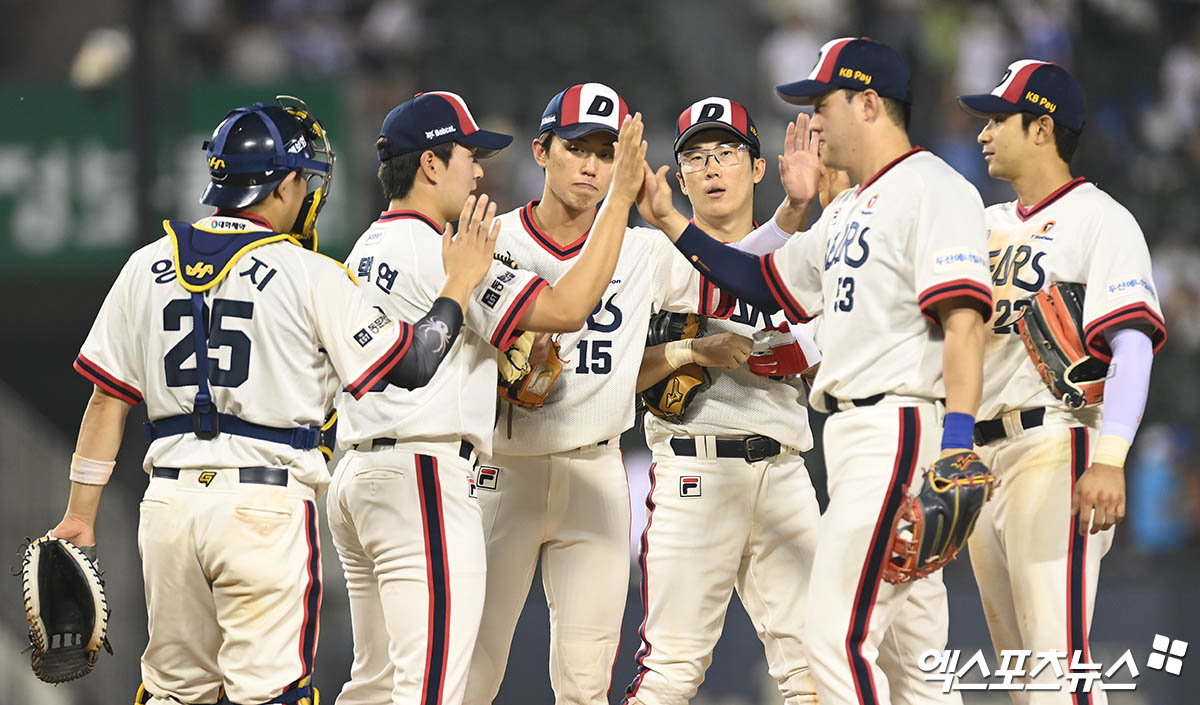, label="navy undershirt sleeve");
[674,223,781,313]
[383,297,464,390]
